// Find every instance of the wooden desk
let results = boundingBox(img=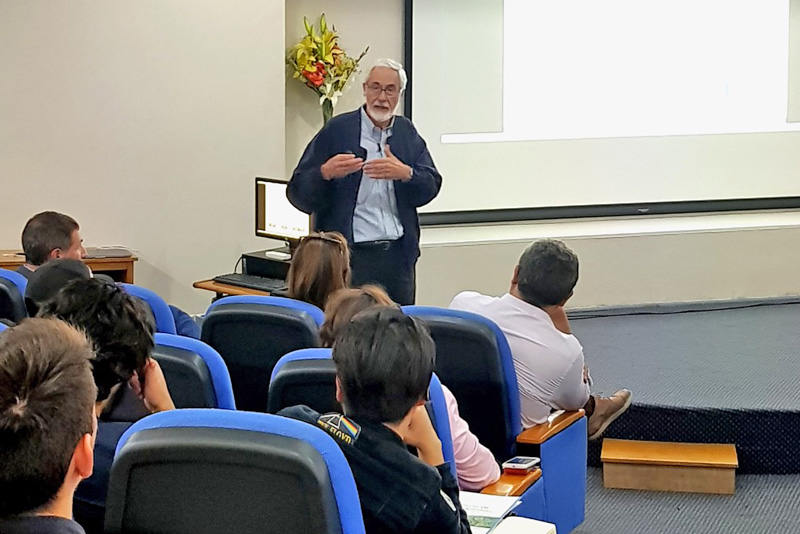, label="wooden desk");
[193,279,271,299]
[0,249,138,283]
